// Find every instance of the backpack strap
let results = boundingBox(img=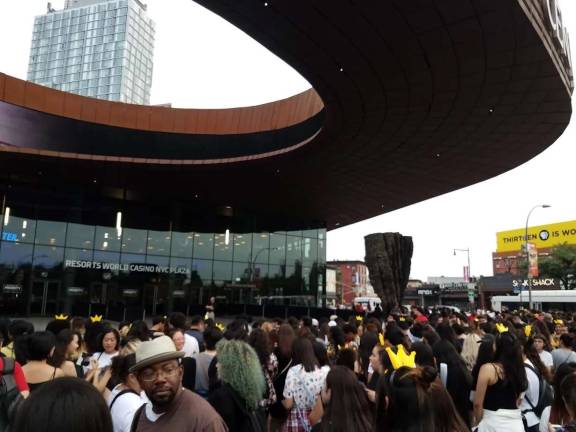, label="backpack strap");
[110,388,138,411]
[2,358,15,376]
[522,363,539,413]
[129,403,145,432]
